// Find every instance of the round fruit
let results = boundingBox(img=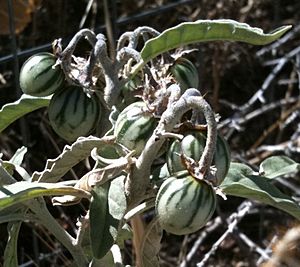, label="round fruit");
[119,76,142,109]
[167,131,230,185]
[114,101,157,155]
[48,86,100,142]
[155,175,216,235]
[19,52,65,96]
[169,58,199,92]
